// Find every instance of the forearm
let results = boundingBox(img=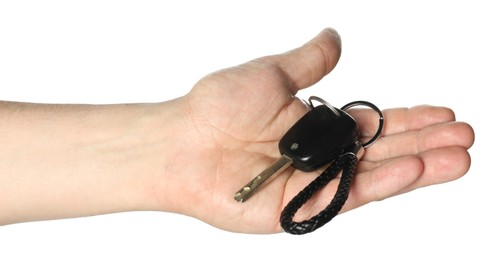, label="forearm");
[0,100,180,225]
